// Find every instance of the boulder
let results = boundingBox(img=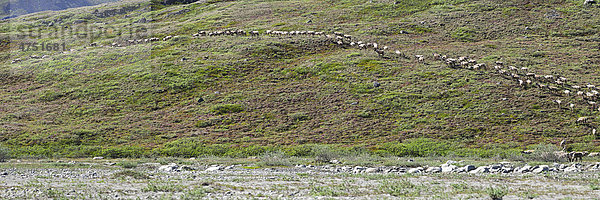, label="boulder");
[456,165,476,173]
[159,163,179,172]
[532,165,549,173]
[426,167,442,173]
[365,168,380,173]
[501,167,514,173]
[407,167,423,174]
[441,164,457,173]
[563,166,579,173]
[470,166,489,174]
[352,166,366,173]
[516,165,532,173]
[584,0,596,5]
